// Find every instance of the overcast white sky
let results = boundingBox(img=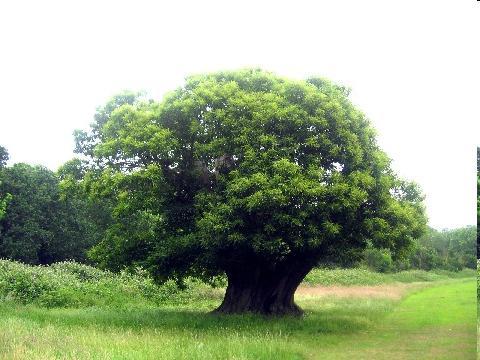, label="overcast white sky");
[0,0,478,229]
